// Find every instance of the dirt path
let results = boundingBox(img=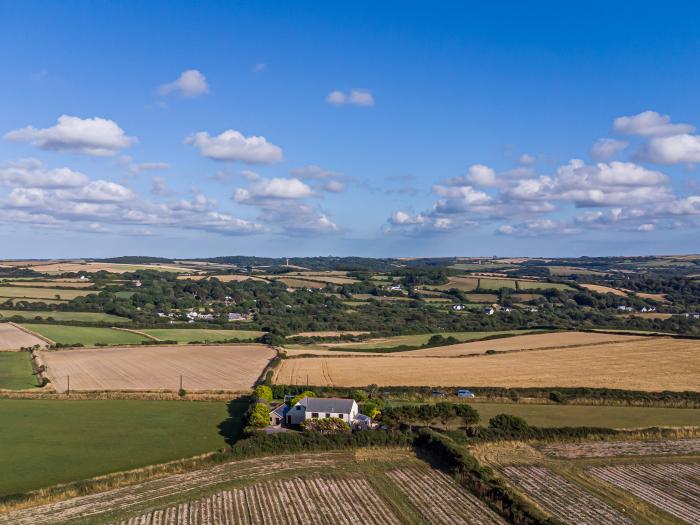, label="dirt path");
[0,452,350,525]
